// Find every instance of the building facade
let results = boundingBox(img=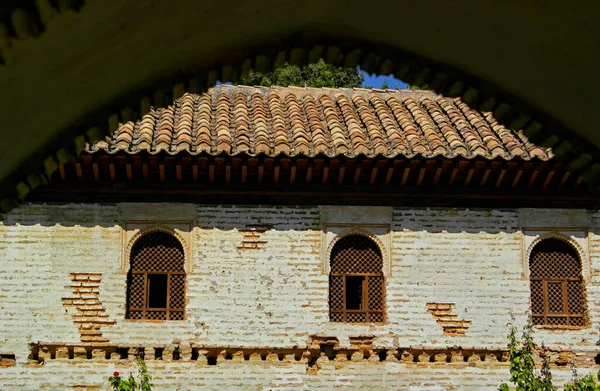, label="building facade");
[1,86,598,390]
